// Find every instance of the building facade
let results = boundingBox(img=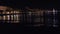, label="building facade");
[0,6,59,28]
[0,6,21,23]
